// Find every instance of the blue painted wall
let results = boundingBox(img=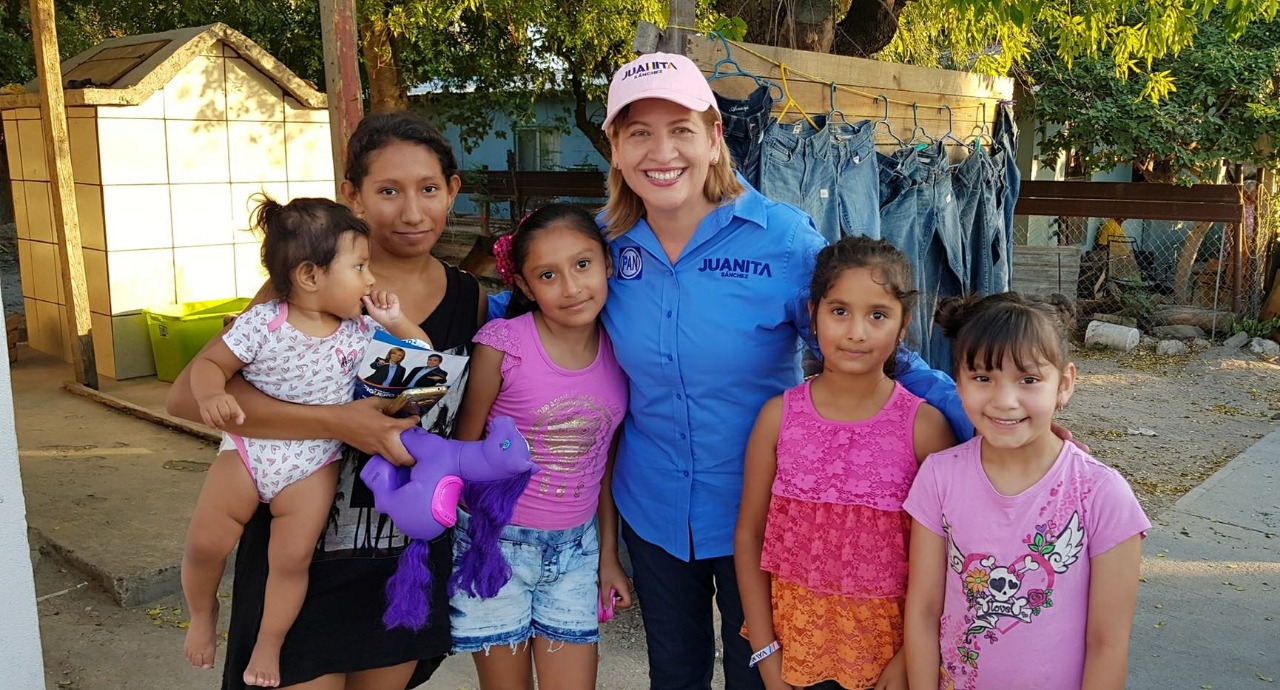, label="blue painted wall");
[434,96,609,217]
